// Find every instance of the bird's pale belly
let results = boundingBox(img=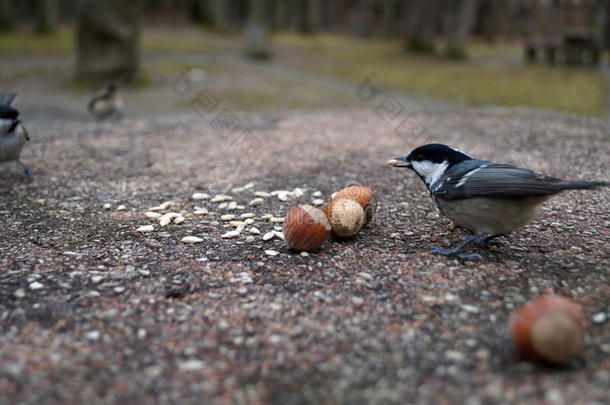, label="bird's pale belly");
[0,133,26,162]
[435,196,549,235]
